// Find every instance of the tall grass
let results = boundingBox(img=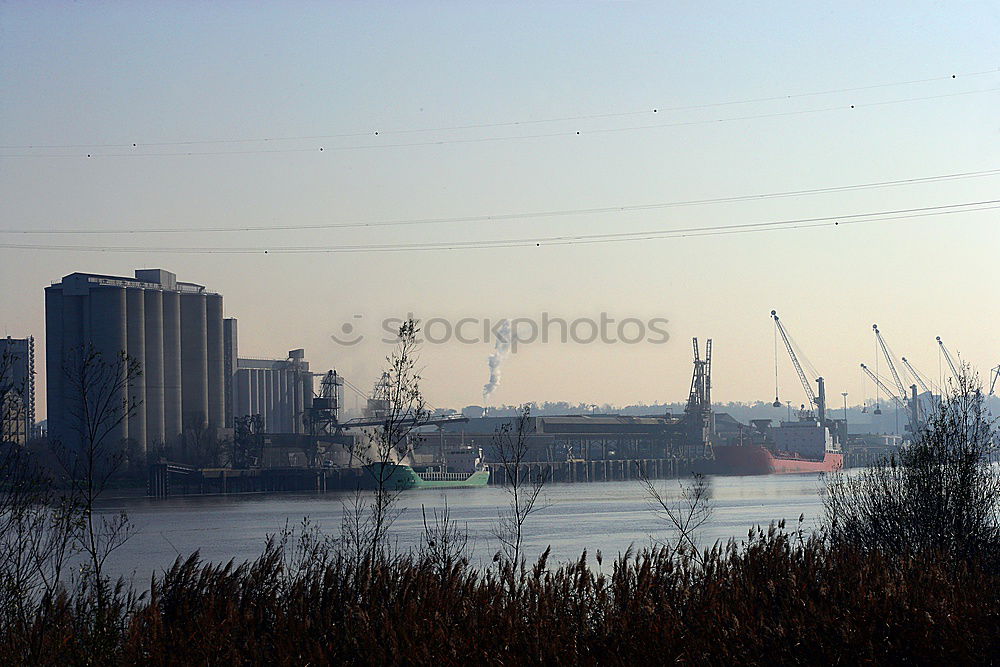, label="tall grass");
[2,523,998,665]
